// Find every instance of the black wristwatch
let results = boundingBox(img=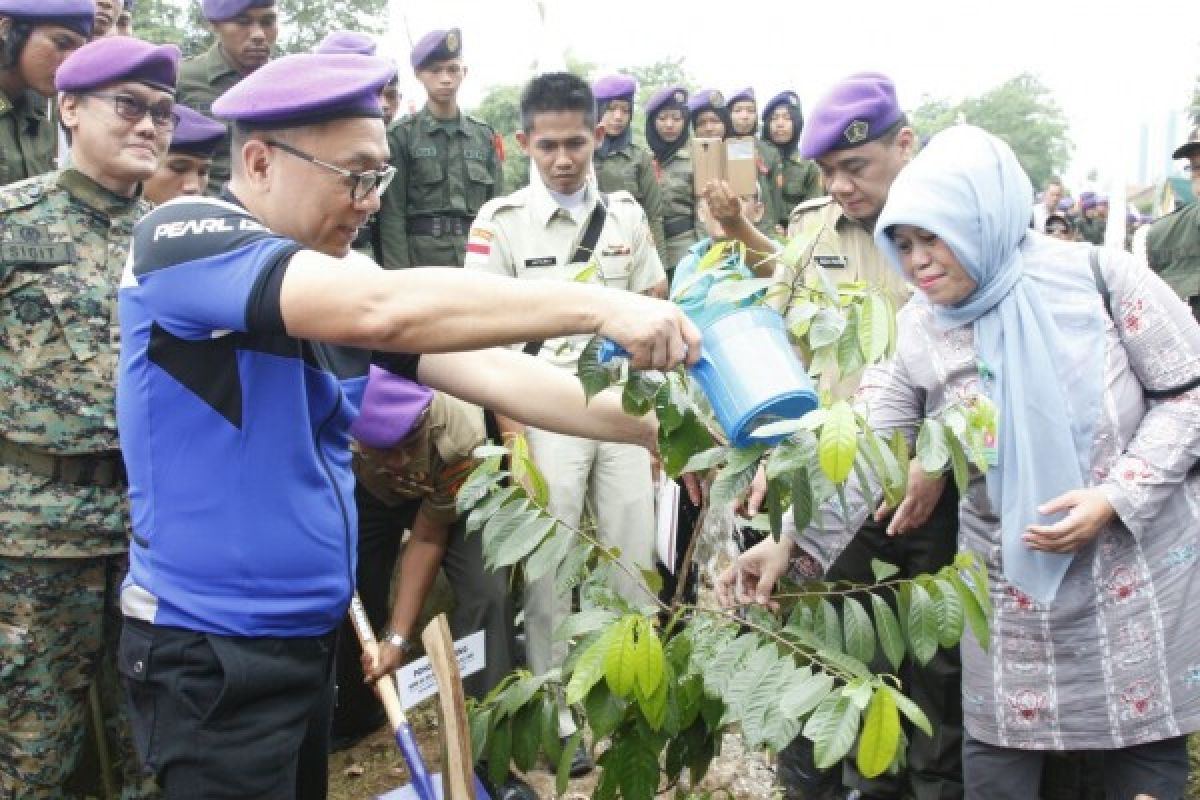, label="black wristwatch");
[380,629,415,655]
